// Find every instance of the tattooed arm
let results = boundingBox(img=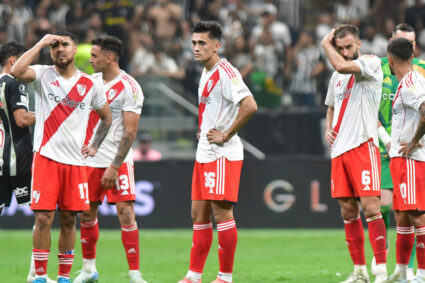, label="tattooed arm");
[399,101,425,157]
[81,104,112,158]
[101,111,140,189]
